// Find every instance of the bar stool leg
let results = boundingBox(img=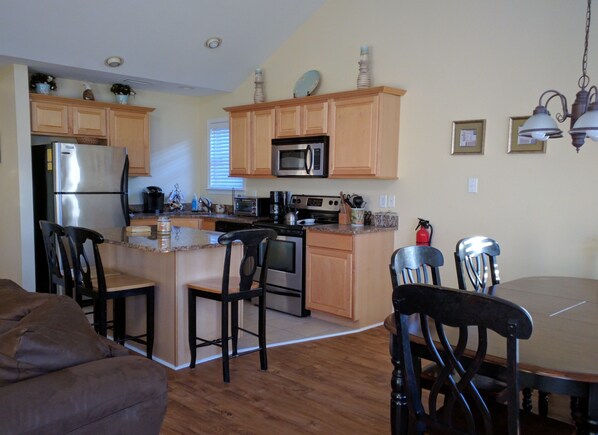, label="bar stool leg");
[221,300,230,383]
[258,294,267,371]
[188,290,197,368]
[146,288,154,359]
[113,298,126,344]
[231,300,239,356]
